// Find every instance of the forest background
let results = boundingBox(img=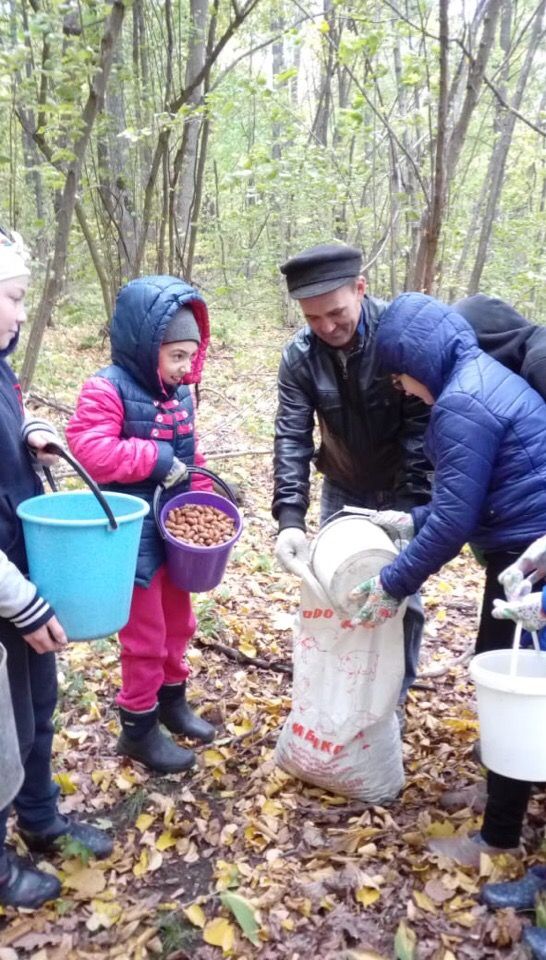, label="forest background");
[0,0,545,389]
[1,1,546,958]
